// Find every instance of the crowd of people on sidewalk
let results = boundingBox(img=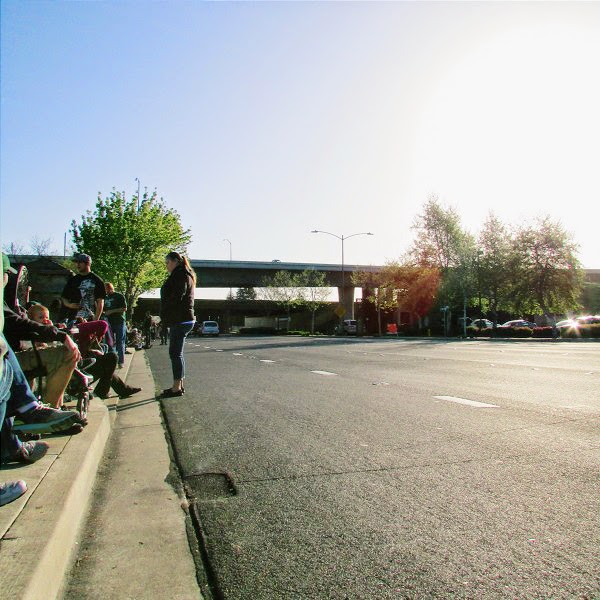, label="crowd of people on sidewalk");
[1,248,197,506]
[1,252,142,506]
